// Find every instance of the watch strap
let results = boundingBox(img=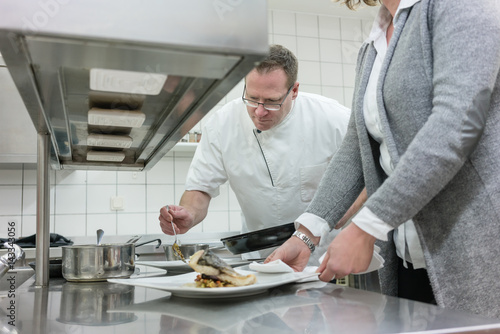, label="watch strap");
[293,231,315,253]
